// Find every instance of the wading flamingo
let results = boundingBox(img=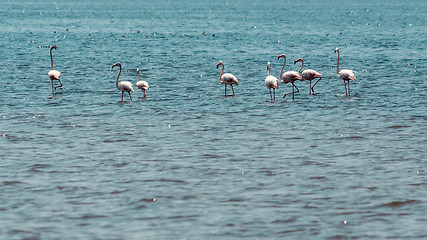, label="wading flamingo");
[265,62,279,102]
[334,48,356,96]
[216,61,239,96]
[48,45,62,95]
[135,68,149,98]
[294,58,322,95]
[278,54,302,100]
[111,62,134,101]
